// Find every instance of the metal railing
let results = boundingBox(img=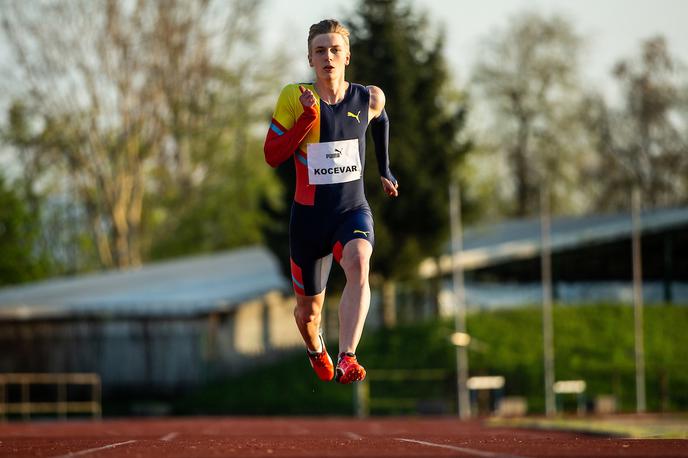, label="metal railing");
[0,373,101,421]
